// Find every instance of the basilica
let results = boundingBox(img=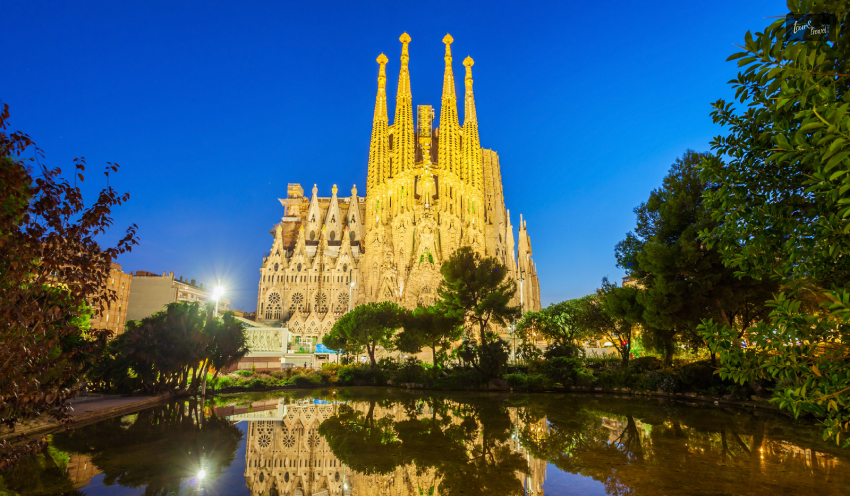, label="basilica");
[256,33,541,350]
